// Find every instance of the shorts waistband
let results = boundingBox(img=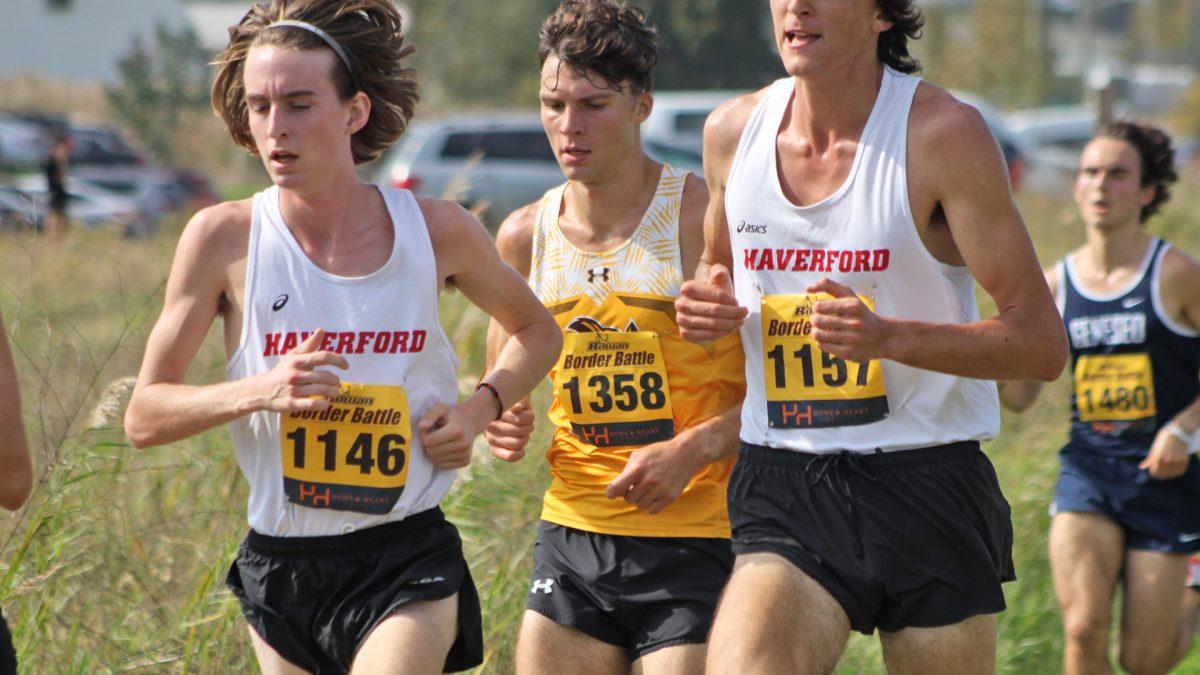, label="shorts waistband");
[244,507,446,555]
[738,440,981,470]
